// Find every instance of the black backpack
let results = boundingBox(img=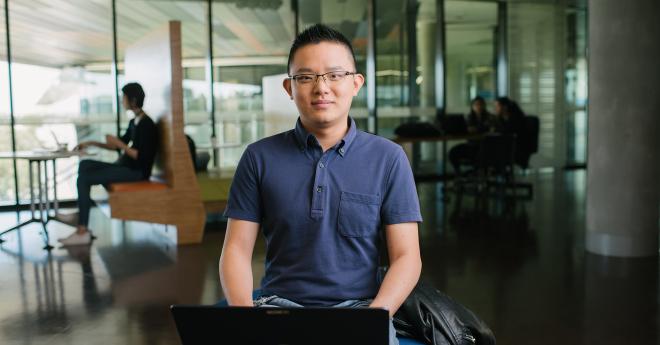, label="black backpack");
[393,280,496,345]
